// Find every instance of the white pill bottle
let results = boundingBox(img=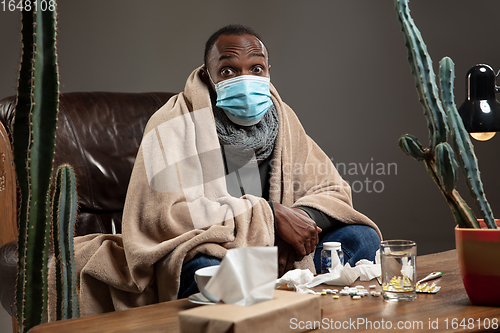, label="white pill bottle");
[320,242,344,274]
